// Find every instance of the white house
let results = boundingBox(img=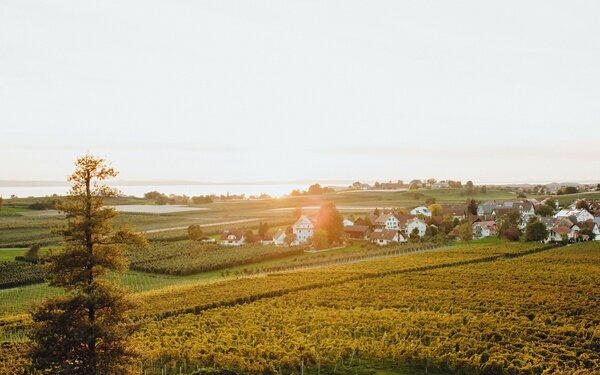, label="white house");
[578,220,600,240]
[554,209,594,223]
[545,227,566,243]
[375,213,401,230]
[405,218,427,238]
[343,218,354,227]
[477,203,498,217]
[370,229,405,246]
[293,215,315,243]
[410,206,432,217]
[272,230,287,247]
[220,229,246,246]
[472,221,496,239]
[512,202,536,222]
